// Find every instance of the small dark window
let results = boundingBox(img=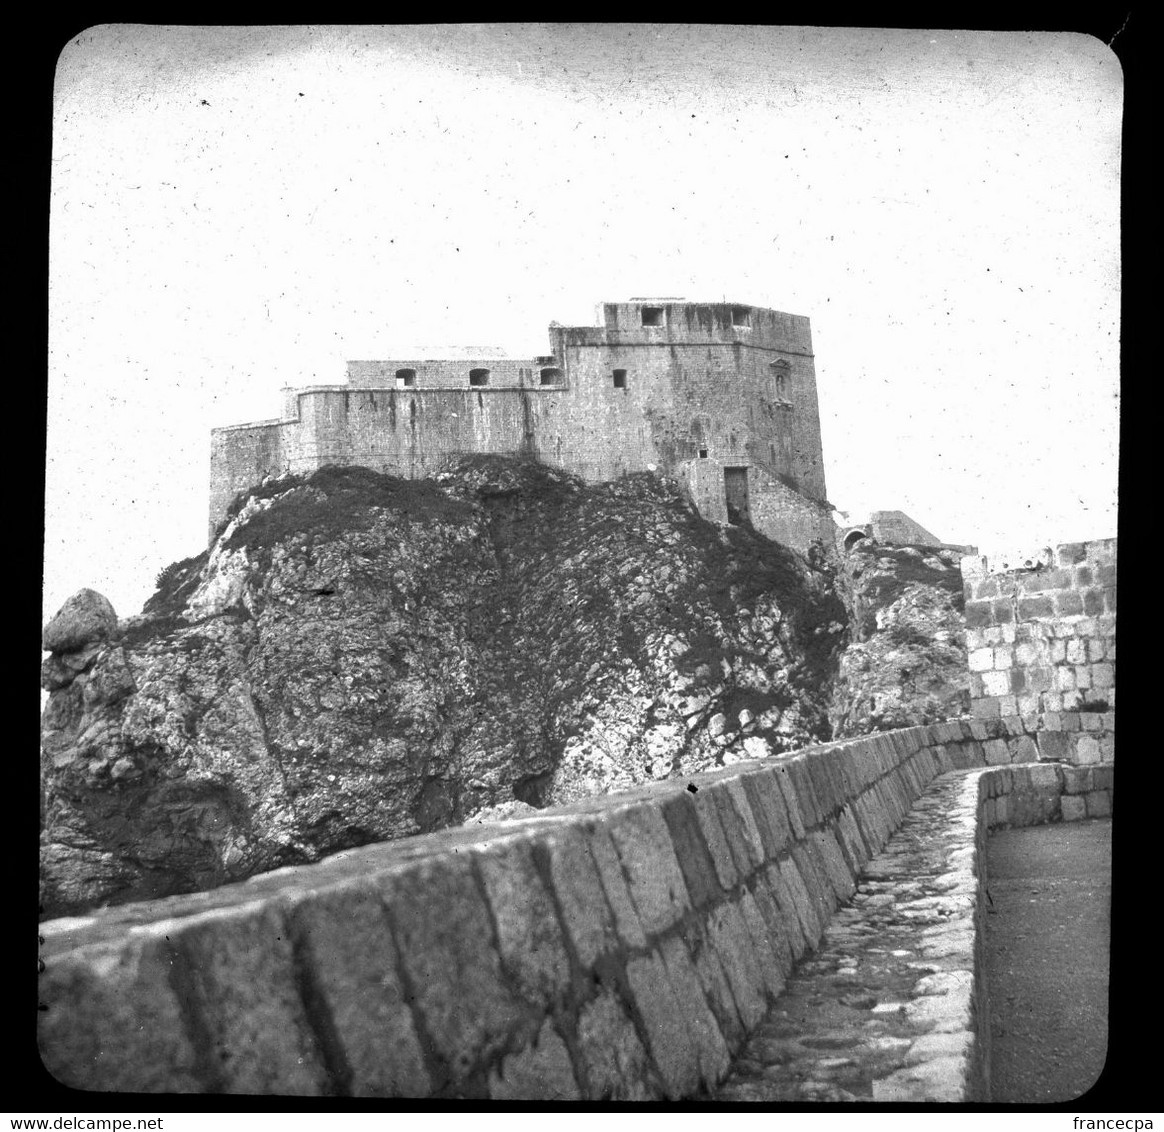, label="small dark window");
[395,368,416,388]
[469,368,490,387]
[731,307,750,328]
[699,449,708,459]
[612,369,627,389]
[539,367,562,385]
[641,306,664,327]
